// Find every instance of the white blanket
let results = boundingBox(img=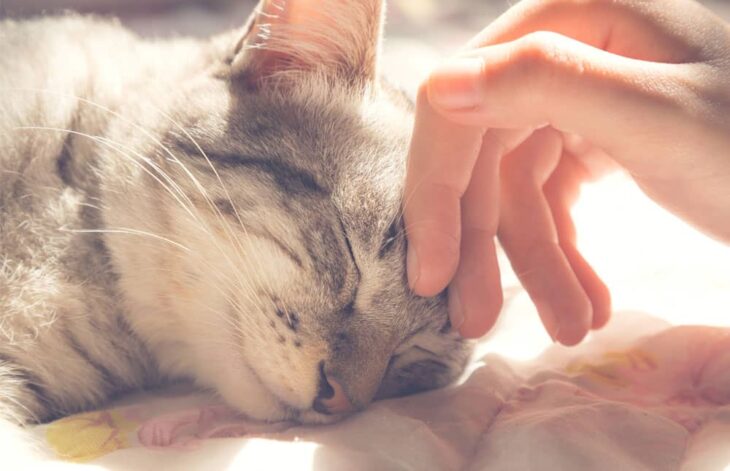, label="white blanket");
[32,317,730,471]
